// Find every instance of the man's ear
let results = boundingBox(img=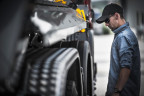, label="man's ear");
[115,13,119,20]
